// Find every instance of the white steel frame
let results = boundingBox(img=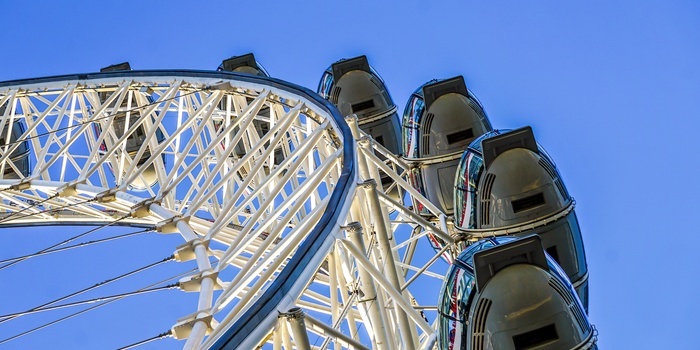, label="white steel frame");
[0,71,463,350]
